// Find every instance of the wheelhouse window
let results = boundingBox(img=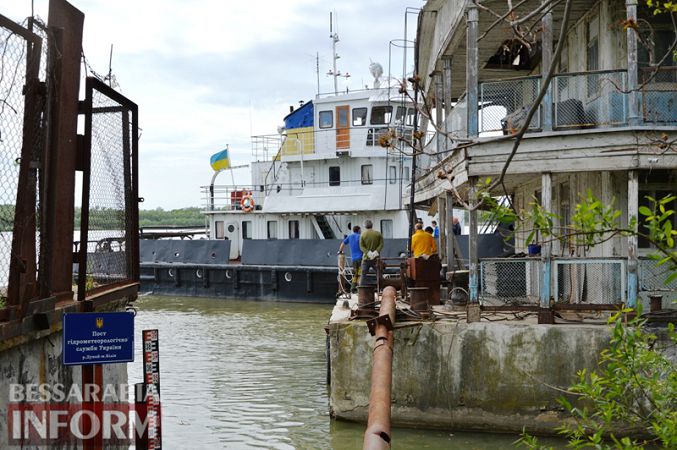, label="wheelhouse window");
[319,110,333,128]
[267,220,278,239]
[352,107,367,126]
[329,166,340,186]
[361,164,373,185]
[288,220,300,239]
[380,220,393,239]
[242,221,252,240]
[405,108,415,126]
[370,106,393,125]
